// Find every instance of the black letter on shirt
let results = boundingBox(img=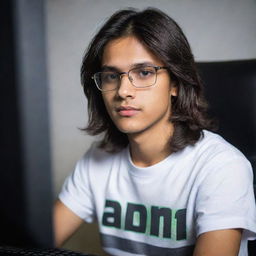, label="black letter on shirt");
[175,209,186,240]
[125,203,147,233]
[150,206,172,238]
[102,200,121,229]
